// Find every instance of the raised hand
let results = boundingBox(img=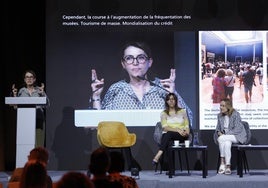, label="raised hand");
[12,84,18,97]
[160,68,176,93]
[91,69,104,98]
[38,83,45,95]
